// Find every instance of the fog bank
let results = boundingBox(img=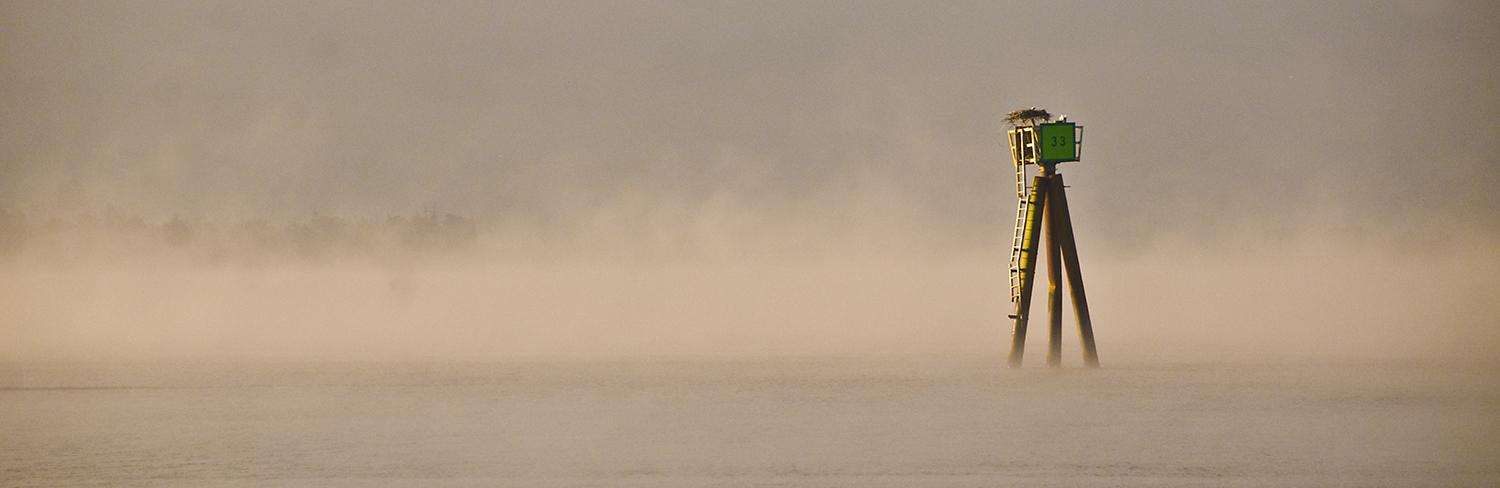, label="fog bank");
[2,1,1497,362]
